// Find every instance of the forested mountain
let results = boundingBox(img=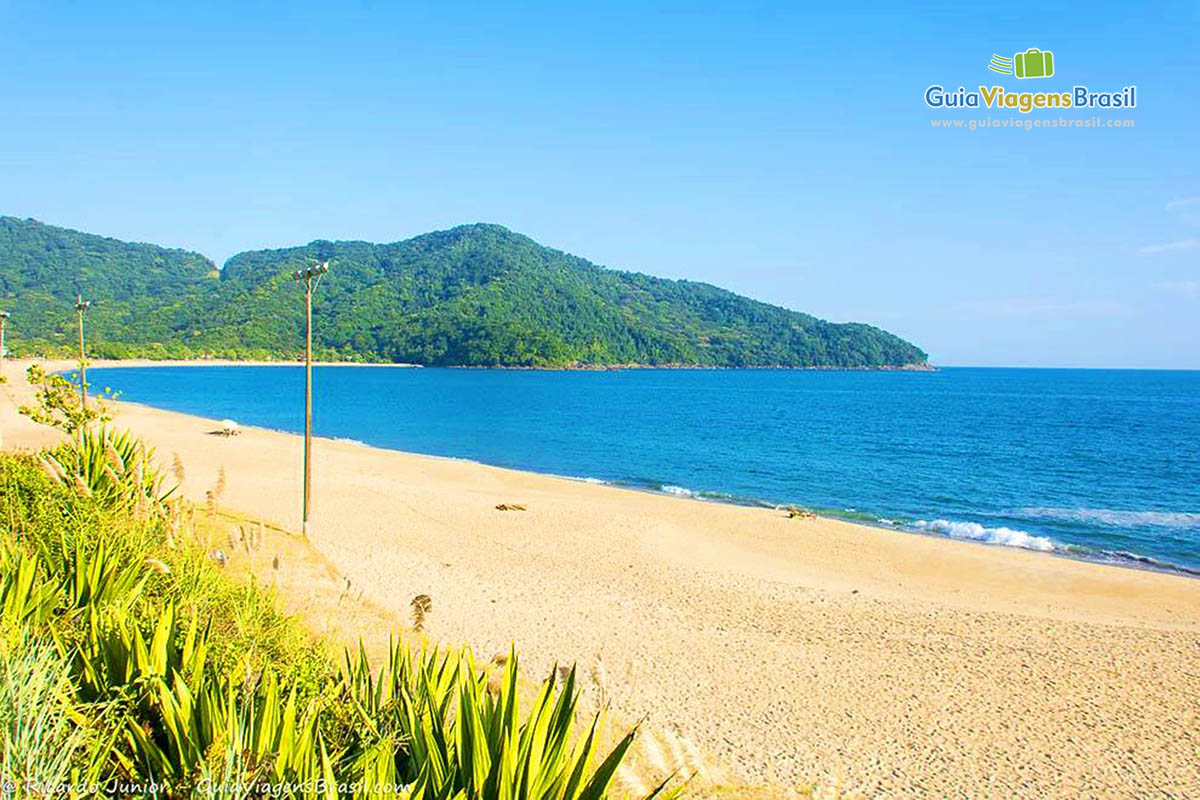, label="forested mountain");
[0,216,929,368]
[0,216,219,356]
